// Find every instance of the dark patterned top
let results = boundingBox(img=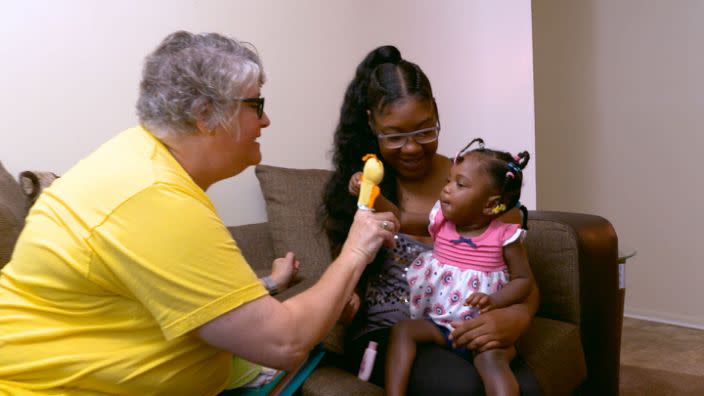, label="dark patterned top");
[351,233,432,340]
